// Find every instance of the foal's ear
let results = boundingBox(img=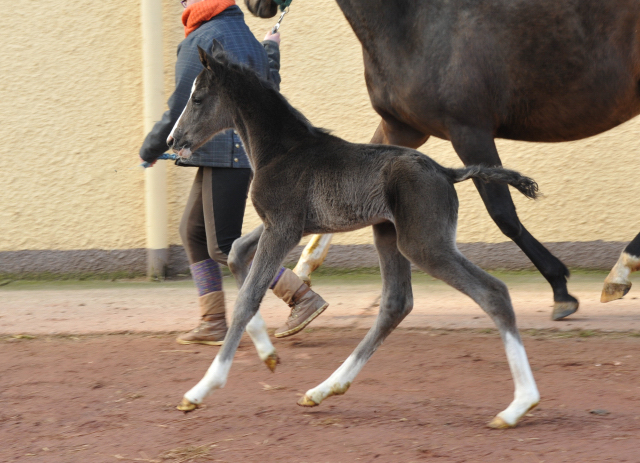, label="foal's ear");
[198,45,213,70]
[210,39,226,62]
